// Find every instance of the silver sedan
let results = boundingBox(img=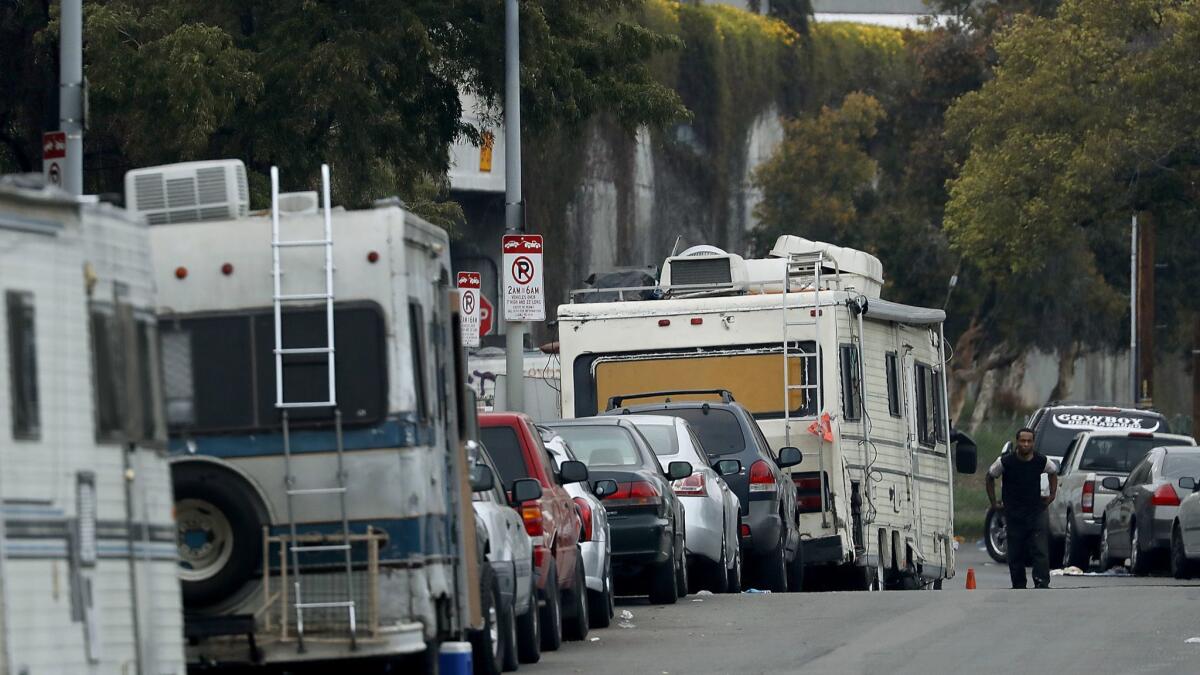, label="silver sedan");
[621,414,743,593]
[1100,446,1200,575]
